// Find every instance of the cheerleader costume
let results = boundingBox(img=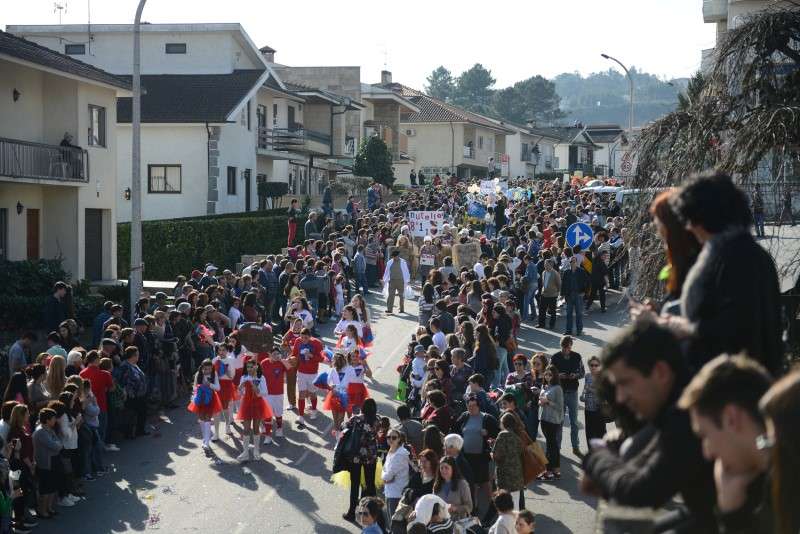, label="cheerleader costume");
[213,356,238,406]
[322,366,355,413]
[236,375,273,421]
[187,375,223,418]
[347,364,370,412]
